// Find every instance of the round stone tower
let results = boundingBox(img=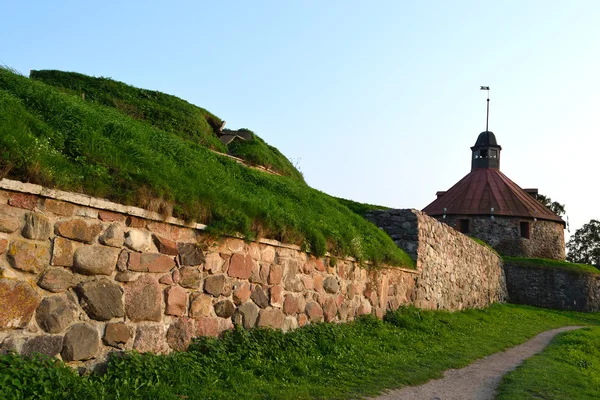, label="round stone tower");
[422,131,565,260]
